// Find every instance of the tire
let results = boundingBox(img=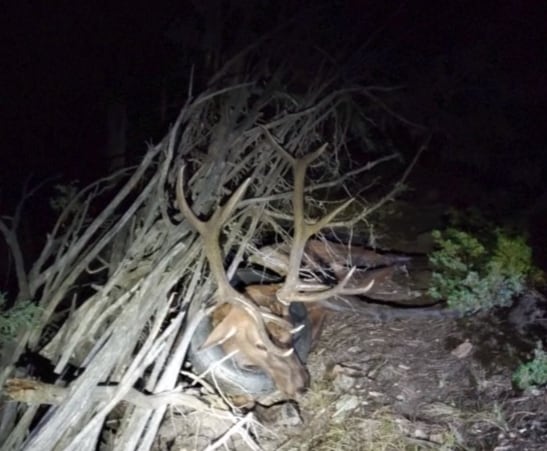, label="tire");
[186,270,312,397]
